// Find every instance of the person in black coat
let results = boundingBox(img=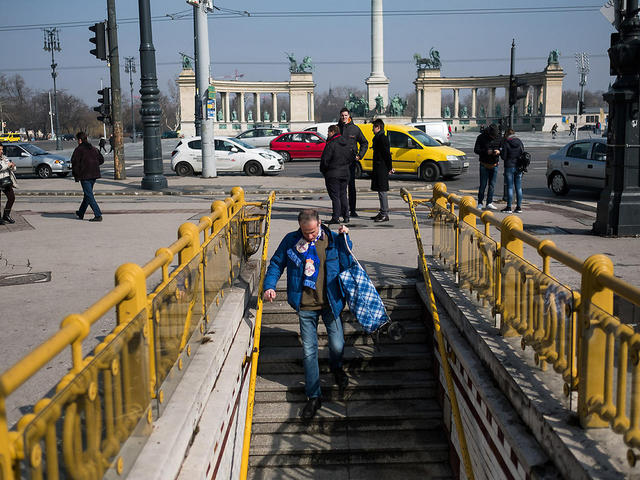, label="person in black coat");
[338,107,368,217]
[71,131,104,222]
[370,118,394,222]
[320,125,352,224]
[473,123,501,210]
[500,128,525,213]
